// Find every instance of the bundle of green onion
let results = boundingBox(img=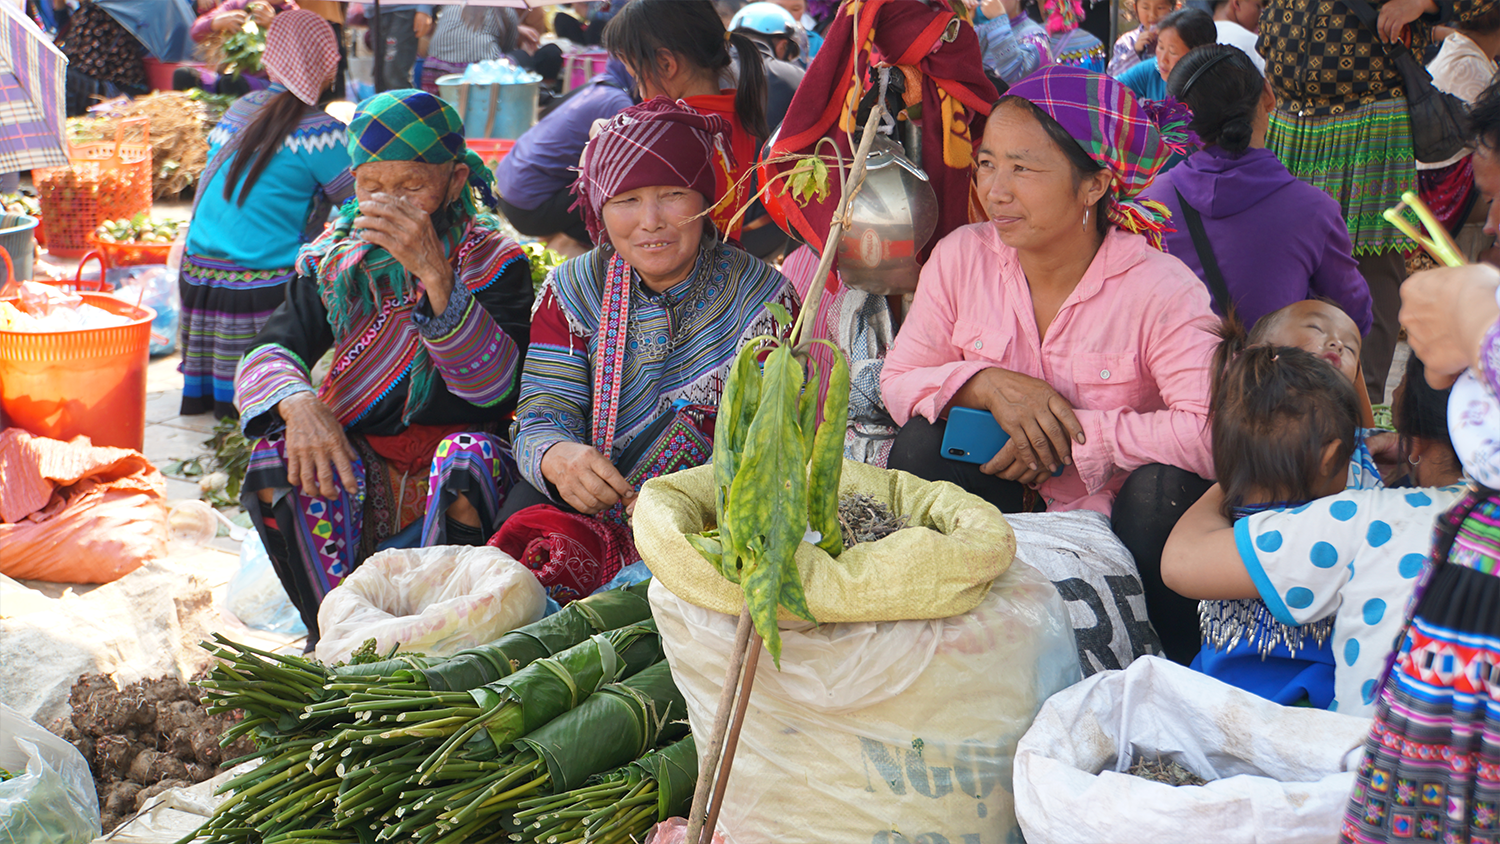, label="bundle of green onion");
[515,736,697,844]
[183,581,688,844]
